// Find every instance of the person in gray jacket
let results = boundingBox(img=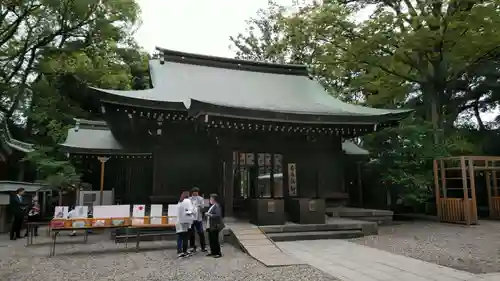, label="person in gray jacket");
[205,193,224,258]
[189,187,206,252]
